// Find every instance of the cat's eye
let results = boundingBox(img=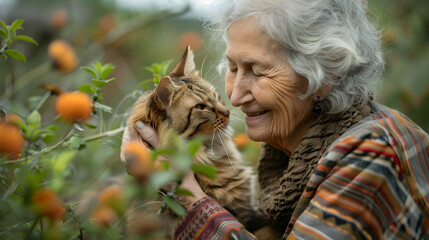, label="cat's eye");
[194,104,215,112]
[195,104,207,110]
